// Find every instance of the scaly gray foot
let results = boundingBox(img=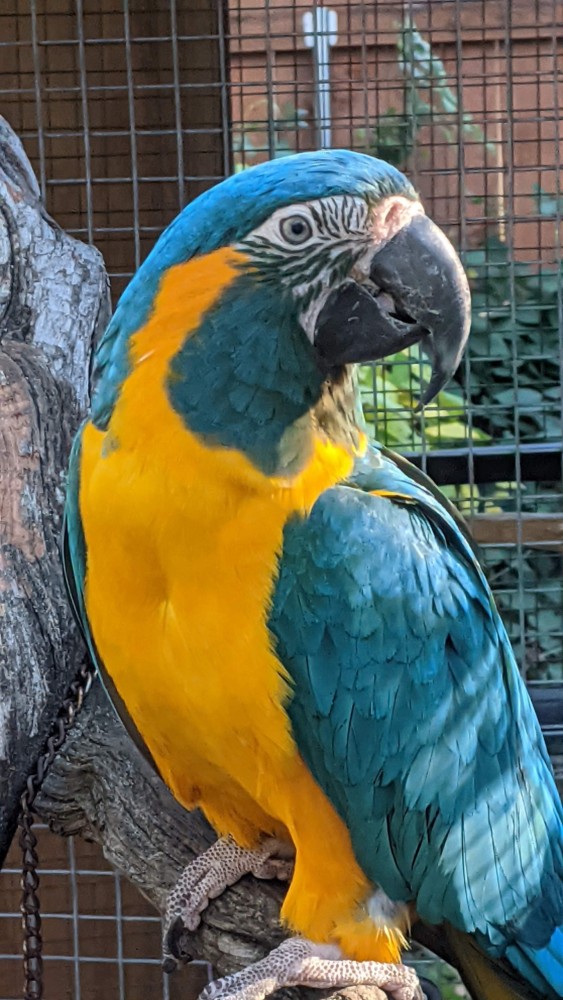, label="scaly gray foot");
[199,937,423,1000]
[163,836,294,970]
